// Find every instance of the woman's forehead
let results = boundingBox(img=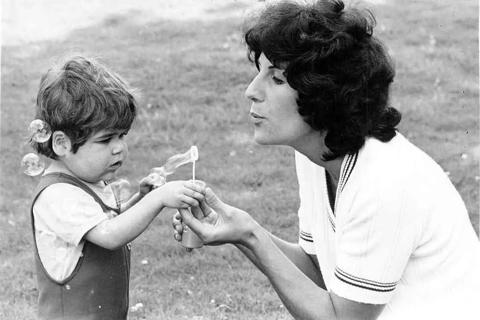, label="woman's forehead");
[258,53,286,70]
